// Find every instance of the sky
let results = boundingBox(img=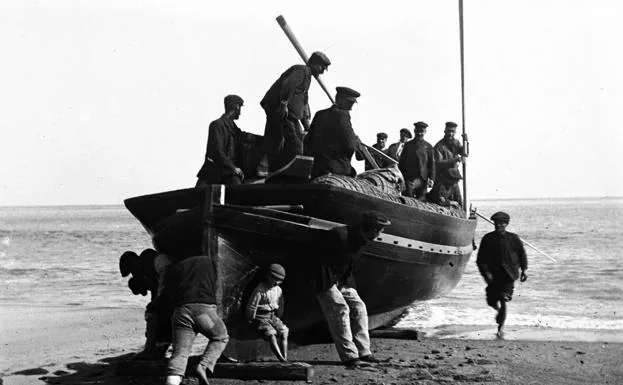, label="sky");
[1,0,621,206]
